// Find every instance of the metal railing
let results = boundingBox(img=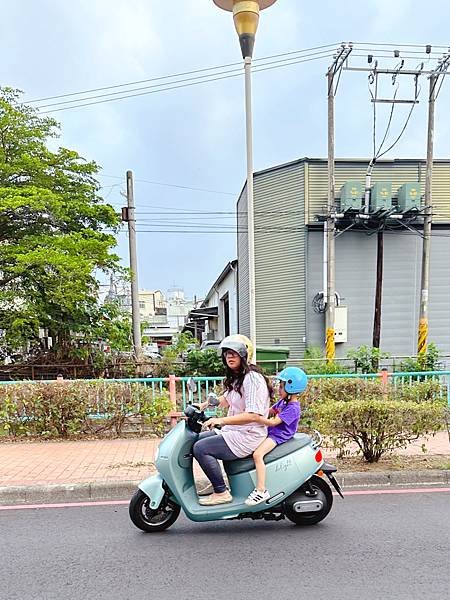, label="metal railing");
[1,371,449,414]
